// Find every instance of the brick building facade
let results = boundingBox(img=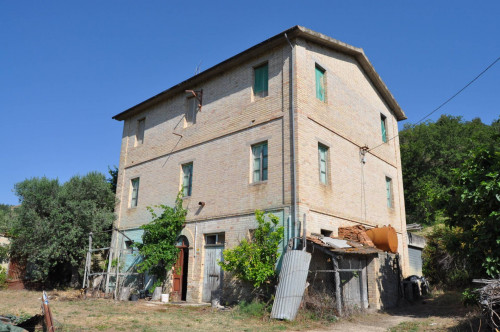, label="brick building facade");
[111,26,409,305]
